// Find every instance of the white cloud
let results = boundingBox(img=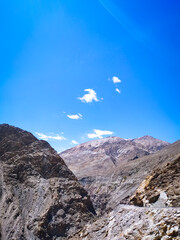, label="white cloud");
[67,113,82,120]
[72,140,79,144]
[112,76,121,84]
[36,132,66,141]
[78,89,99,103]
[115,88,121,94]
[87,129,114,139]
